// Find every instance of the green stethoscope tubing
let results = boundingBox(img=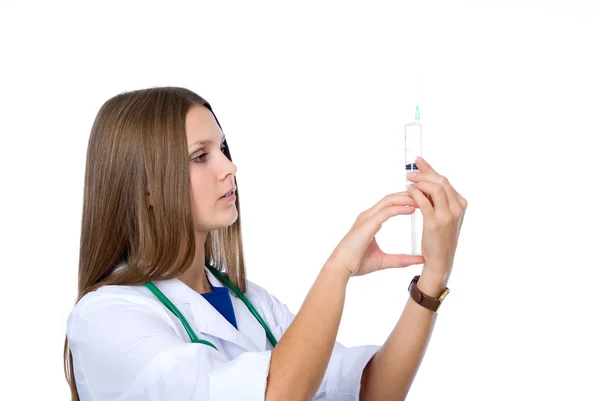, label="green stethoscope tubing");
[144,264,278,351]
